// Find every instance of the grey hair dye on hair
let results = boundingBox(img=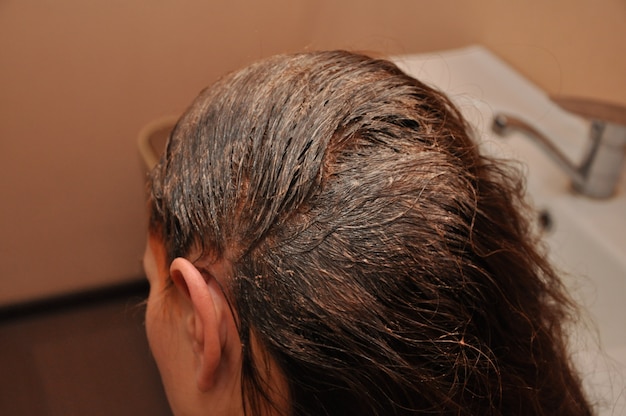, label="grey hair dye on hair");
[149,51,591,415]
